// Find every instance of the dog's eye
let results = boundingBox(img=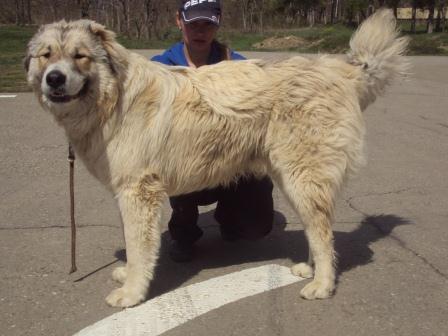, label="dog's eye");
[74,54,87,60]
[41,52,51,58]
